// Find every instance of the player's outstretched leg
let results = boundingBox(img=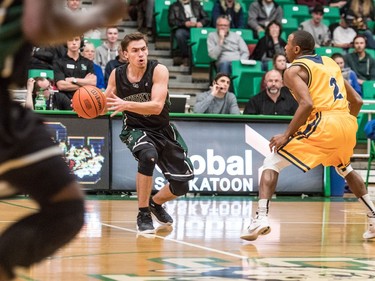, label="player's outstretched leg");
[0,183,84,280]
[344,169,375,240]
